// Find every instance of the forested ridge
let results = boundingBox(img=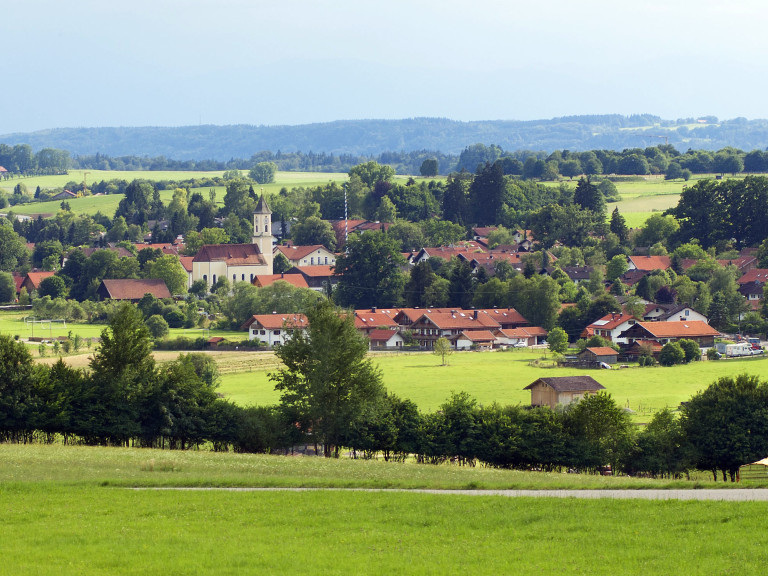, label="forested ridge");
[3,115,768,163]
